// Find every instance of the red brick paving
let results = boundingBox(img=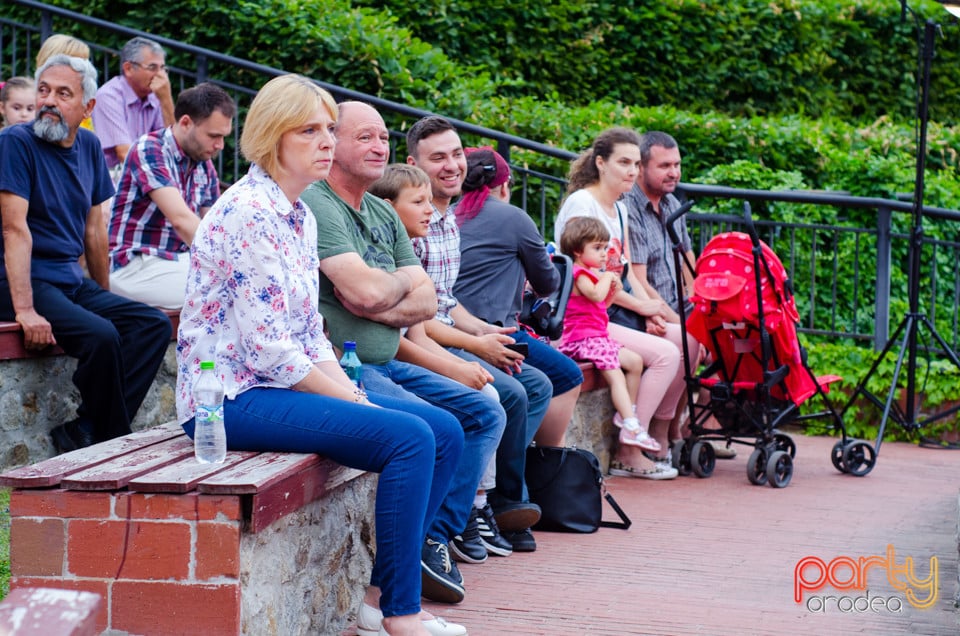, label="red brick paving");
[416,433,959,635]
